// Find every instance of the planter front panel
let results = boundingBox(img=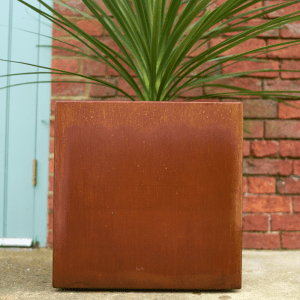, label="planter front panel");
[53,101,243,290]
